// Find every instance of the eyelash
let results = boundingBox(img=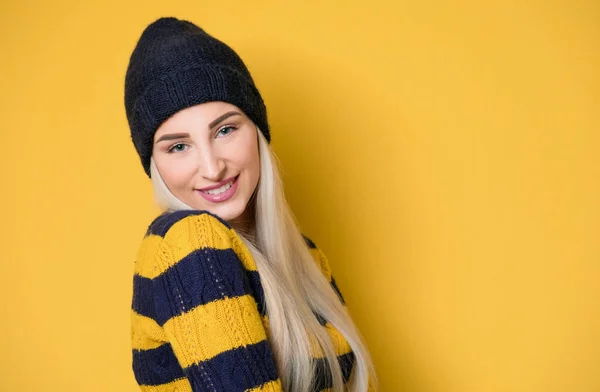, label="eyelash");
[166,125,238,154]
